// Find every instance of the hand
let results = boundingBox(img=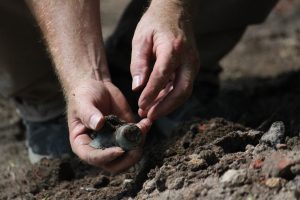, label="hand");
[130,1,200,120]
[67,79,152,174]
[26,0,152,173]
